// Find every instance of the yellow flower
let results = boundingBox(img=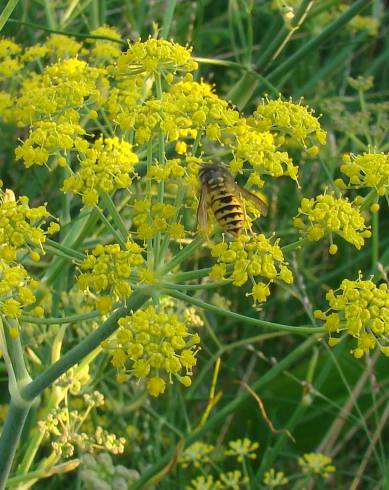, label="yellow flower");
[339,153,389,196]
[294,193,371,251]
[180,441,215,468]
[104,305,200,397]
[298,452,335,478]
[263,468,288,487]
[77,241,144,312]
[315,275,389,358]
[209,234,293,306]
[117,38,197,76]
[224,438,259,463]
